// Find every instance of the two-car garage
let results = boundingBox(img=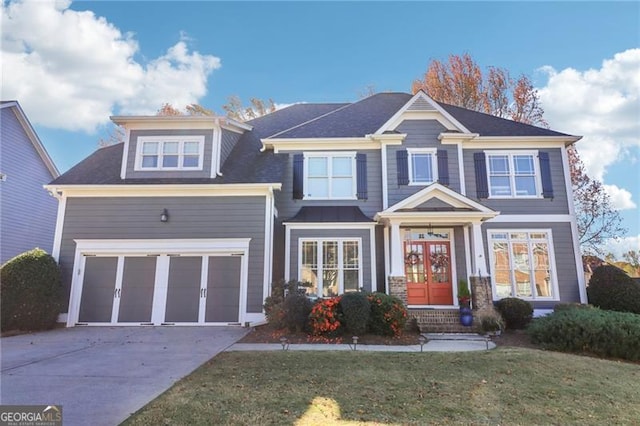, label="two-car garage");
[67,239,250,327]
